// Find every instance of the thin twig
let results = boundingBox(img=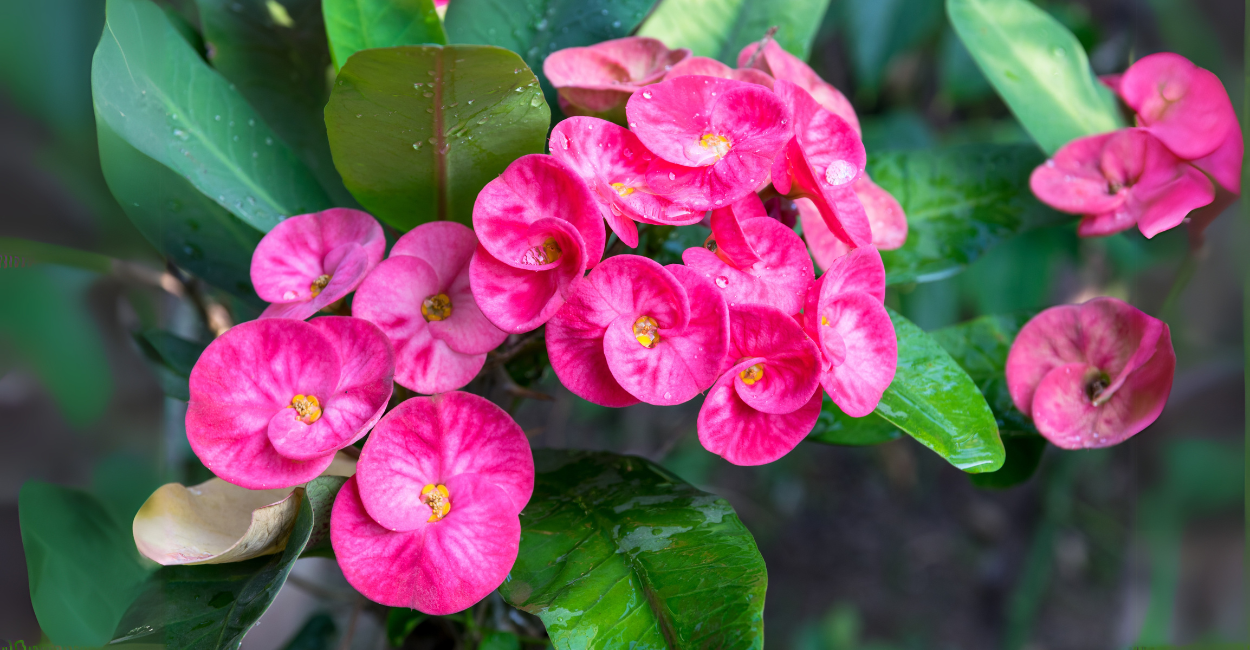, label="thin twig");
[480,329,546,375]
[743,26,779,68]
[337,595,364,650]
[495,366,553,403]
[1158,244,1204,317]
